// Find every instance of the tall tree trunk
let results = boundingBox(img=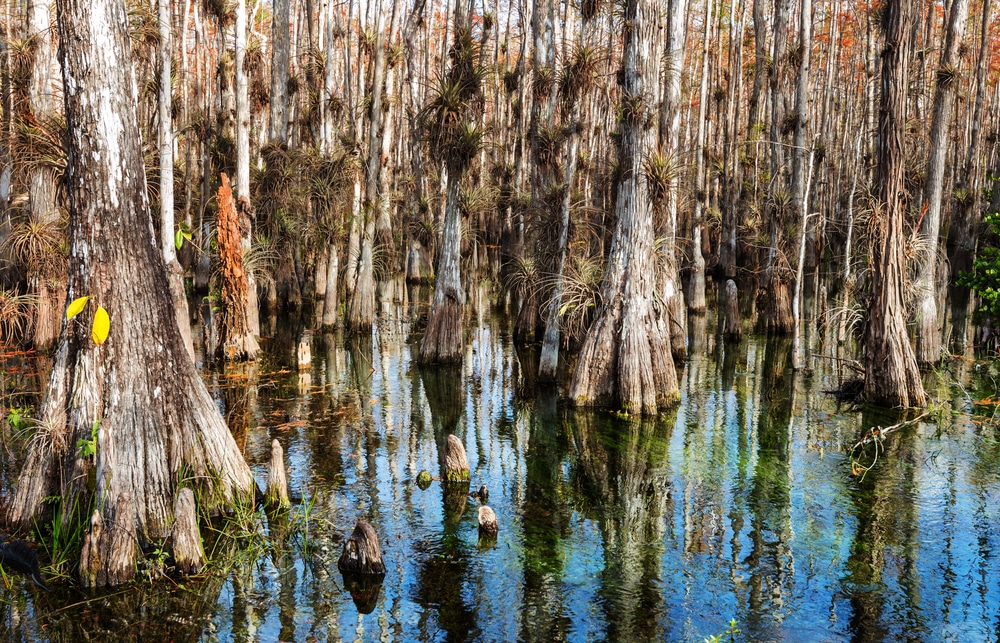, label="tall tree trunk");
[660,0,688,360]
[375,0,402,257]
[26,0,63,351]
[419,169,465,363]
[347,0,389,333]
[9,0,253,585]
[948,0,991,353]
[539,4,592,381]
[269,0,290,143]
[216,174,261,360]
[568,0,678,415]
[765,0,794,334]
[687,0,712,314]
[158,0,195,360]
[234,0,259,337]
[748,0,767,133]
[864,0,925,408]
[914,0,969,365]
